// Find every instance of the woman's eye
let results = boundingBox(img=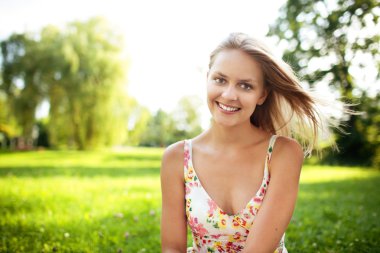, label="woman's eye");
[214,77,225,84]
[240,83,252,90]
